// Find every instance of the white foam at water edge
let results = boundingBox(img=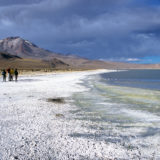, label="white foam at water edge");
[121,108,160,122]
